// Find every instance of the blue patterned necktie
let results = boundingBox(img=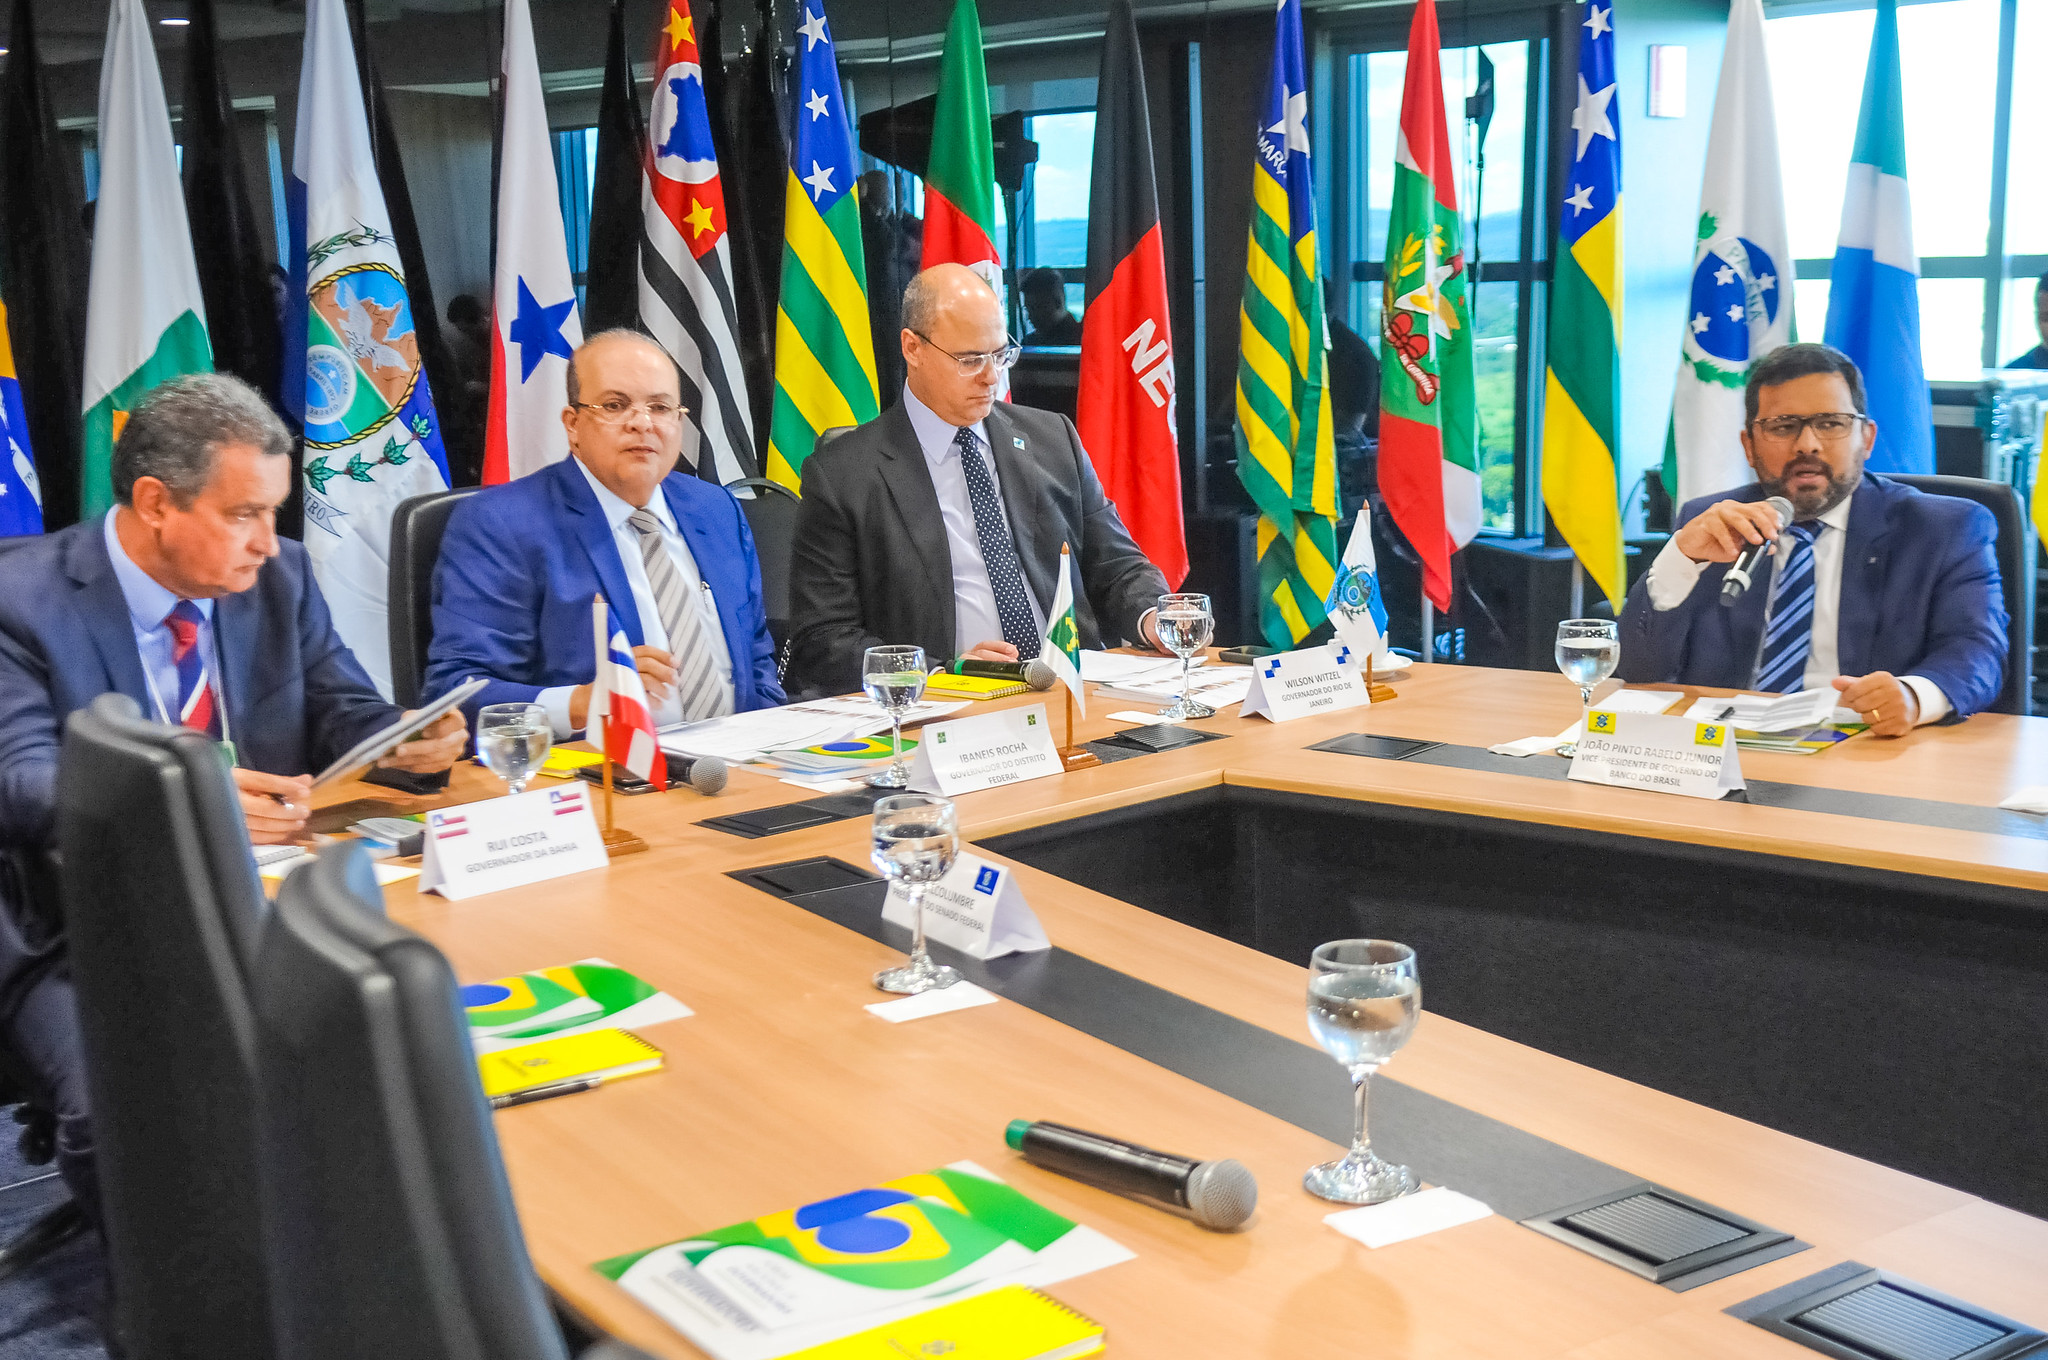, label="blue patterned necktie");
[954,426,1041,658]
[1754,521,1822,693]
